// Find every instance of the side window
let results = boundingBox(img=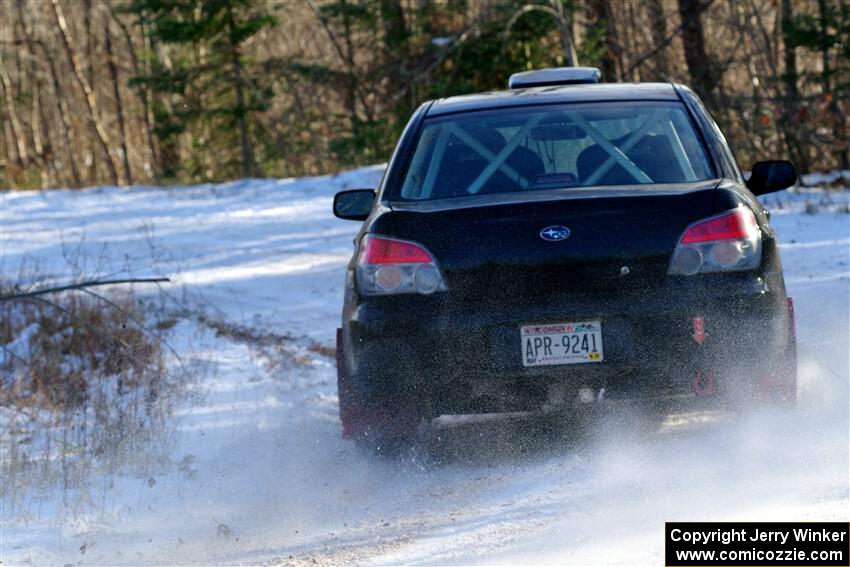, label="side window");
[668,110,714,181]
[684,91,743,183]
